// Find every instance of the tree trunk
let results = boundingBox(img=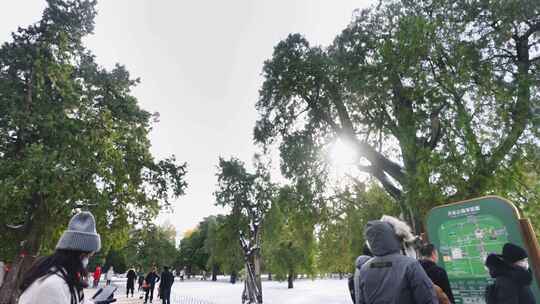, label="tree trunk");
[0,205,44,304]
[241,252,263,304]
[287,271,294,289]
